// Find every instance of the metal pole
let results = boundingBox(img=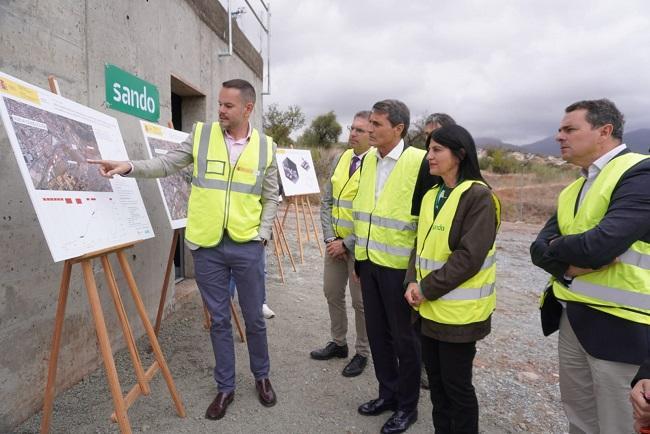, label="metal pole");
[219,0,233,57]
[265,2,271,95]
